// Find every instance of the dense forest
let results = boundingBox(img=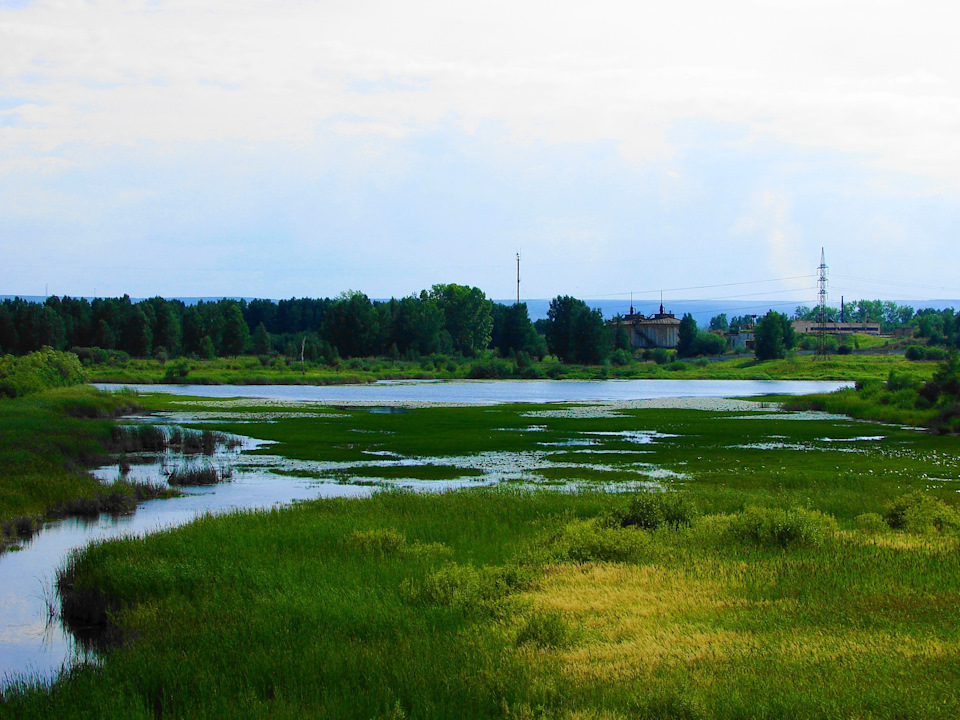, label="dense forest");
[0,286,567,363]
[1,289,959,364]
